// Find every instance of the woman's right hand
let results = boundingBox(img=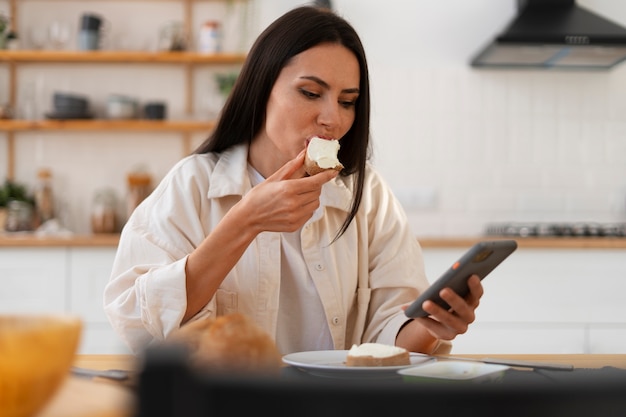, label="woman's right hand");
[241,149,338,233]
[185,149,337,321]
